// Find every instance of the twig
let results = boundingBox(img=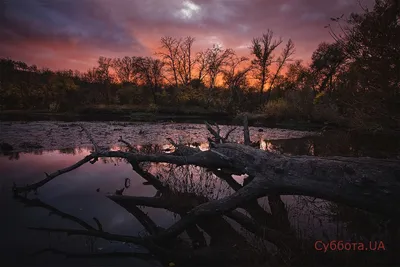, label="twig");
[93,217,103,232]
[14,195,95,230]
[80,125,100,152]
[211,169,242,191]
[223,127,237,142]
[118,136,135,151]
[129,161,168,192]
[205,121,236,143]
[166,137,178,147]
[205,121,222,143]
[13,149,235,195]
[215,123,221,137]
[150,175,267,242]
[13,154,96,194]
[119,205,161,235]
